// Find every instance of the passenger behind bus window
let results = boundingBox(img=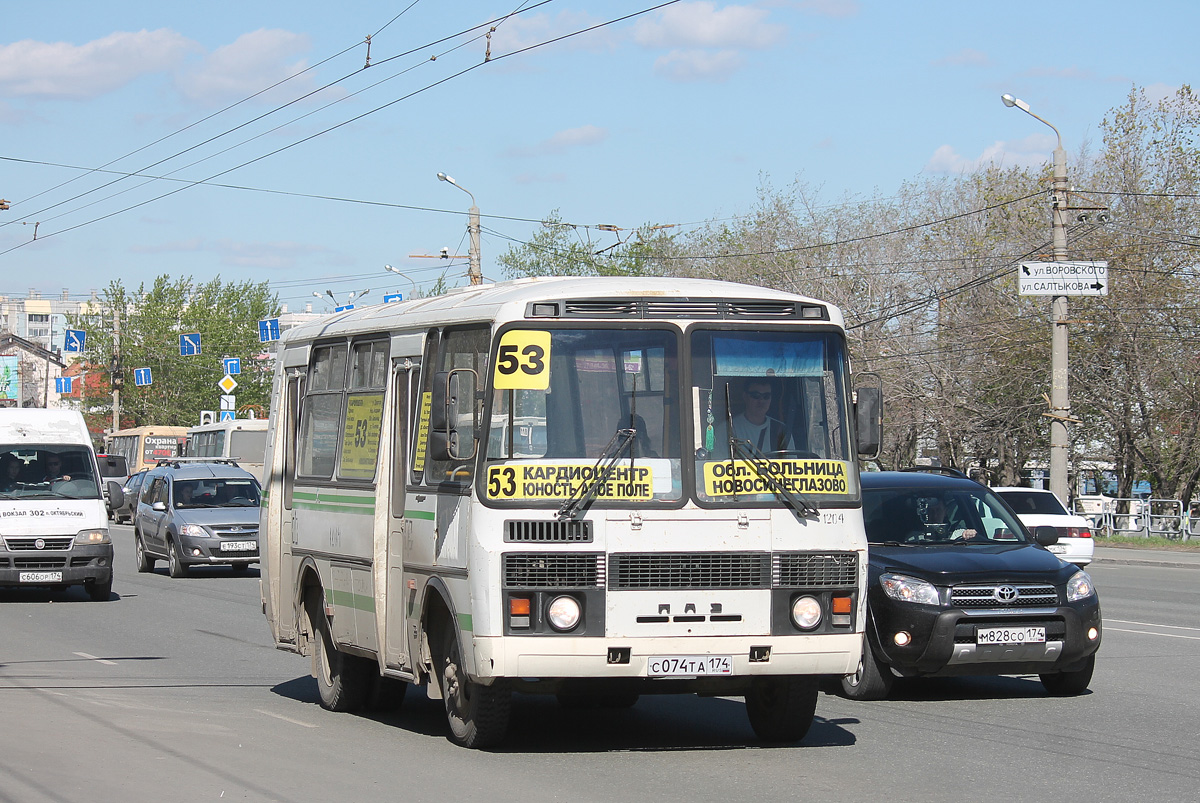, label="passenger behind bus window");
[730,378,794,454]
